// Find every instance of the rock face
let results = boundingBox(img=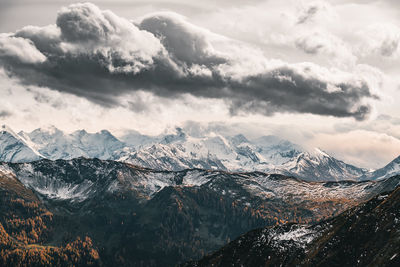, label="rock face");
[186,179,400,267]
[2,125,381,182]
[1,158,399,266]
